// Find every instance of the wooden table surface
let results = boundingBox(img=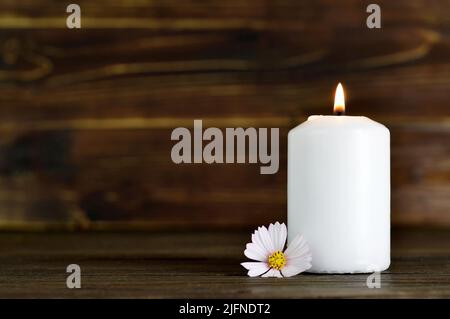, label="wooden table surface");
[0,228,448,298]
